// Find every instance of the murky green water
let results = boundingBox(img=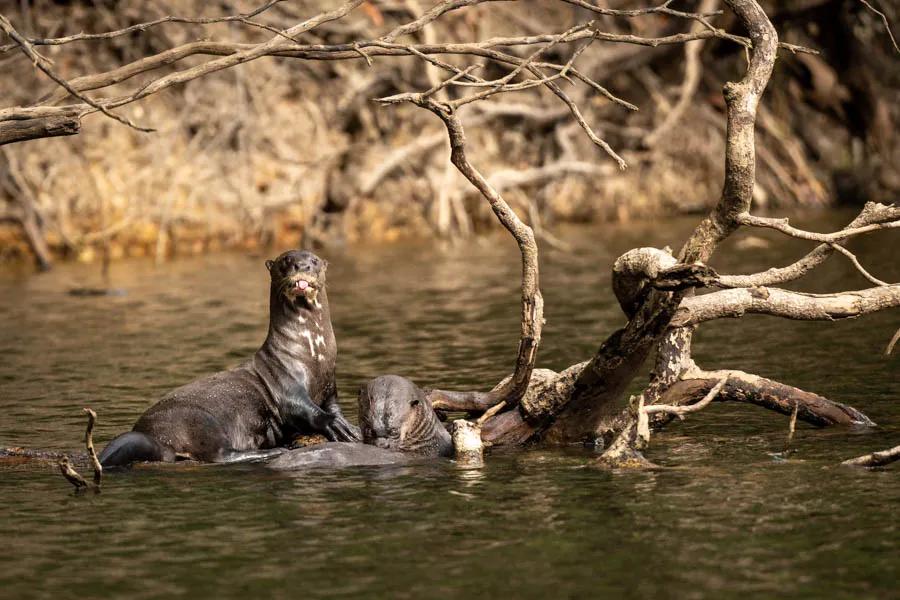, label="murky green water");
[0,213,897,599]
